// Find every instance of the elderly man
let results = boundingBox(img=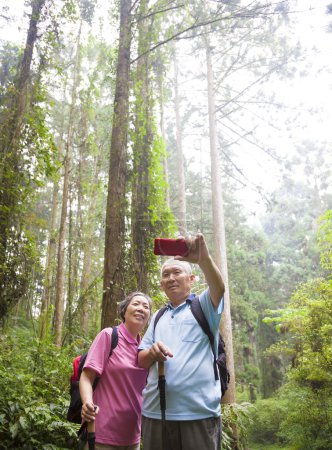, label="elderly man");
[138,233,225,450]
